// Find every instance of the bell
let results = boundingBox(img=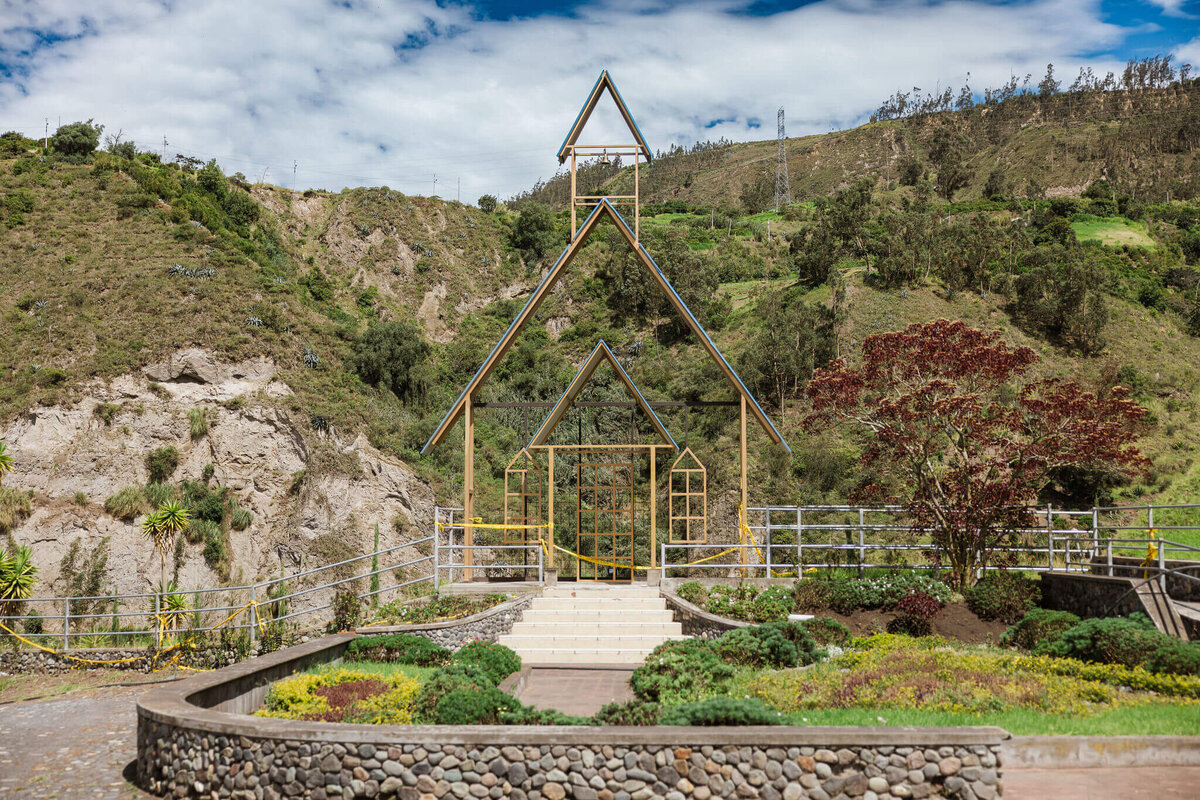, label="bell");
[600,149,611,166]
